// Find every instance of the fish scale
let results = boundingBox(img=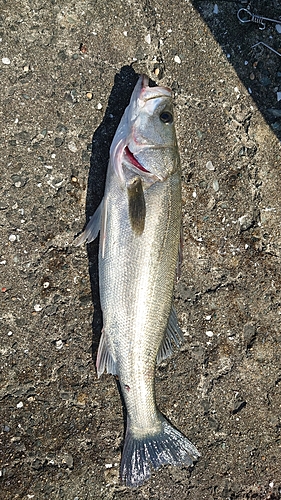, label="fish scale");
[76,74,200,487]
